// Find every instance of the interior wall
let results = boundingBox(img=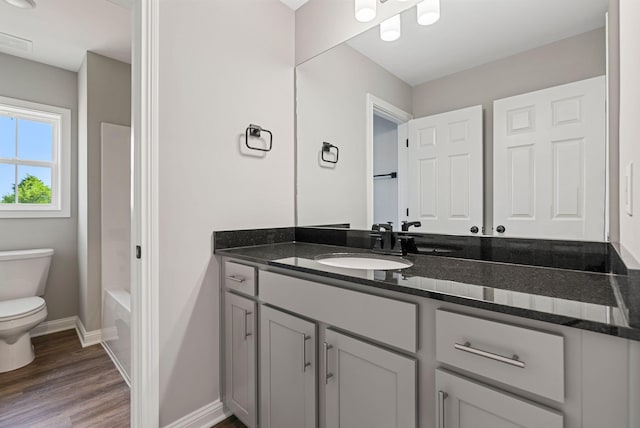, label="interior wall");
[373,115,399,226]
[157,0,295,424]
[618,0,640,261]
[297,44,412,229]
[0,52,79,322]
[608,0,620,243]
[412,28,606,234]
[77,52,131,332]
